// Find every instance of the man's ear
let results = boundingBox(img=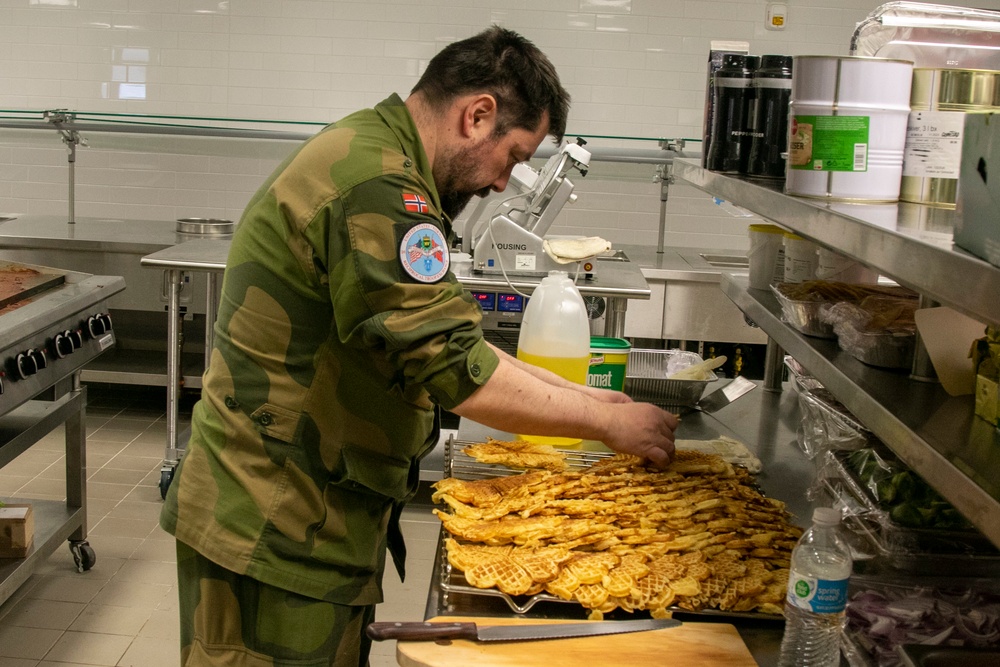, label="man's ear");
[461,94,498,139]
